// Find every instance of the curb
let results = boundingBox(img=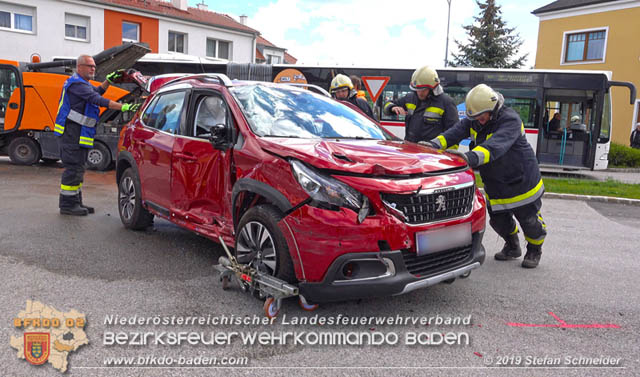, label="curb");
[605,167,640,173]
[542,192,640,206]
